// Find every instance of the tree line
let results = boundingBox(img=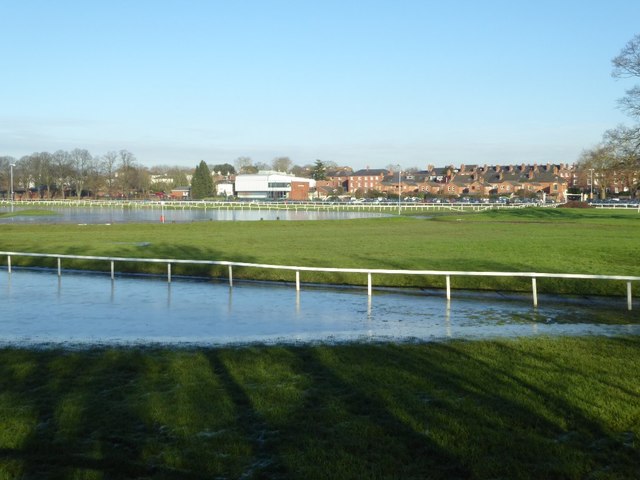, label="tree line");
[0,148,335,200]
[577,33,640,198]
[0,149,148,199]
